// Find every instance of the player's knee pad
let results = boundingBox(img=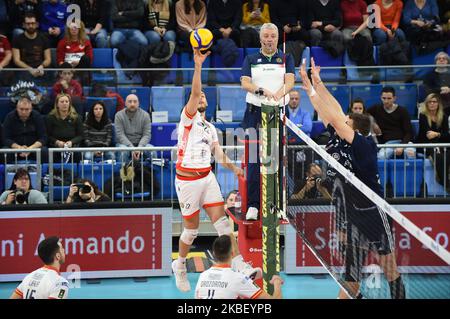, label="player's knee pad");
[213,216,232,236]
[180,228,198,246]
